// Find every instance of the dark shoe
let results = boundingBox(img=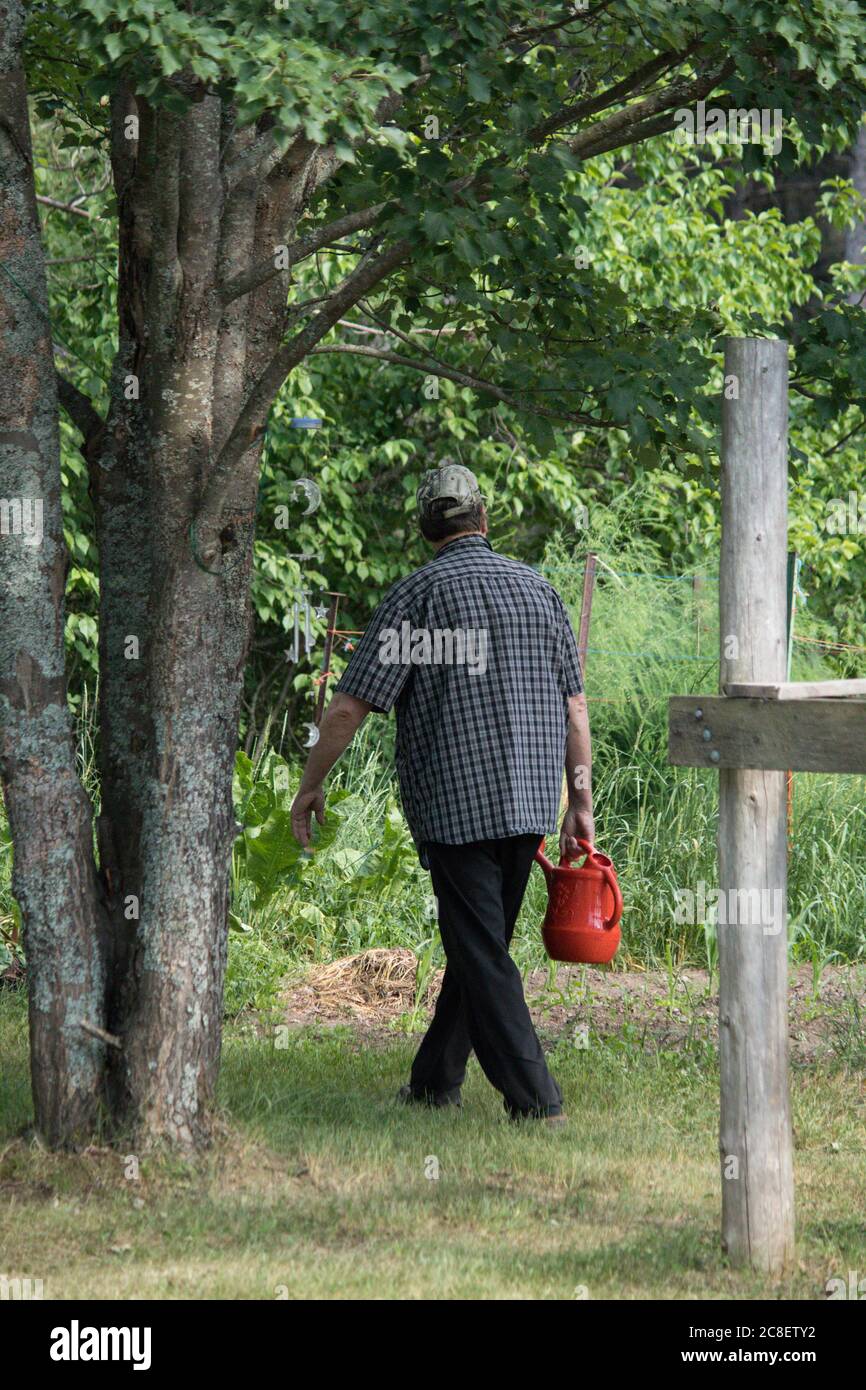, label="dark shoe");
[397,1083,462,1110]
[506,1101,566,1124]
